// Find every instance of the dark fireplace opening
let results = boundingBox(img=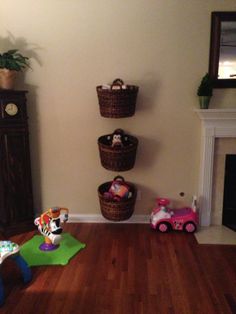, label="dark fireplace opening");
[222,154,236,231]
